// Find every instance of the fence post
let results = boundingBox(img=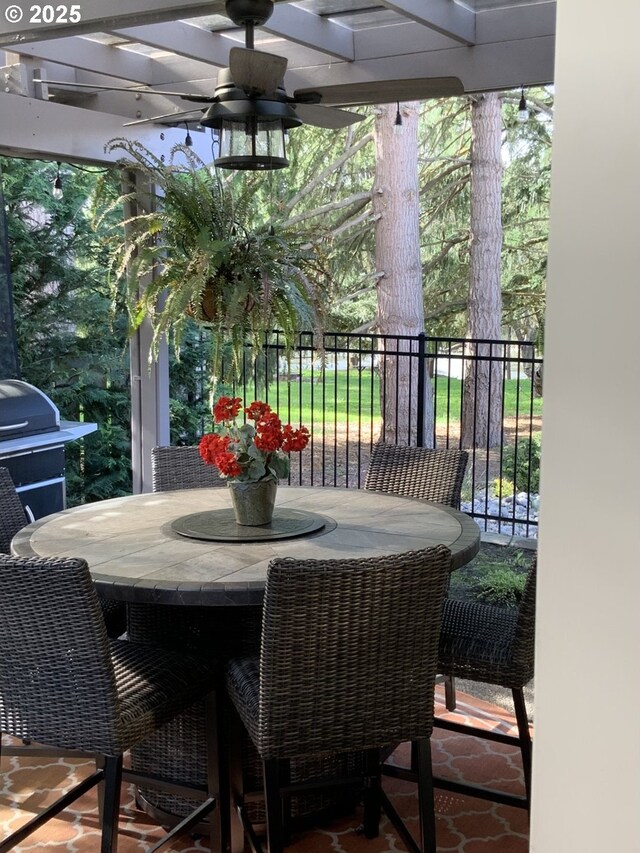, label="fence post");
[416,333,426,448]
